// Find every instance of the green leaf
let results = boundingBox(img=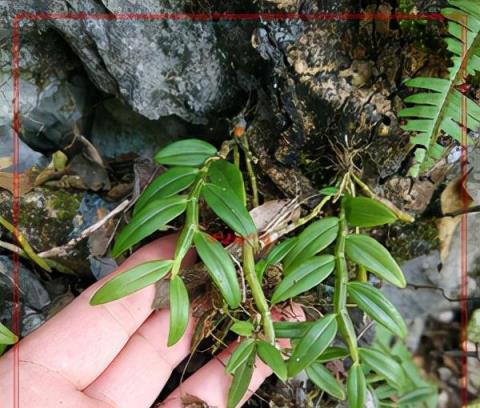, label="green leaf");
[271,255,335,304]
[207,159,246,205]
[193,231,241,308]
[256,238,297,281]
[273,321,312,339]
[347,282,407,338]
[112,196,188,257]
[359,347,406,386]
[134,167,198,214]
[319,186,339,196]
[256,340,287,381]
[404,77,450,92]
[202,183,257,239]
[168,276,190,346]
[373,383,397,400]
[347,363,366,408]
[283,218,338,269]
[226,338,256,374]
[345,234,406,288]
[0,323,18,345]
[344,196,397,227]
[230,321,254,337]
[316,346,350,363]
[306,362,346,400]
[227,351,255,408]
[90,260,173,305]
[400,6,480,177]
[288,314,338,376]
[155,139,217,167]
[398,387,436,405]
